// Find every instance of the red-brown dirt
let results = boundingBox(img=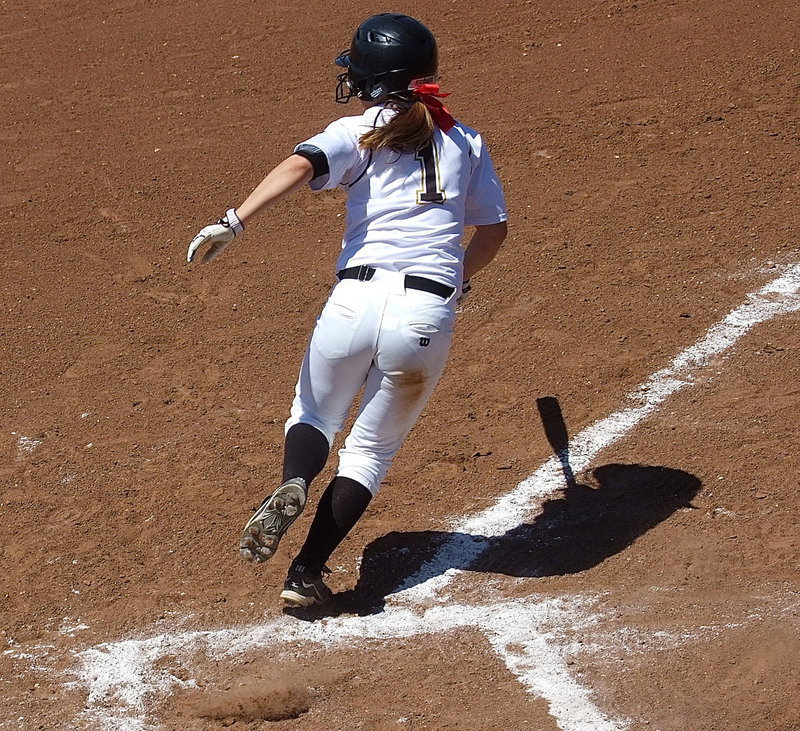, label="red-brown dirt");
[1,0,798,729]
